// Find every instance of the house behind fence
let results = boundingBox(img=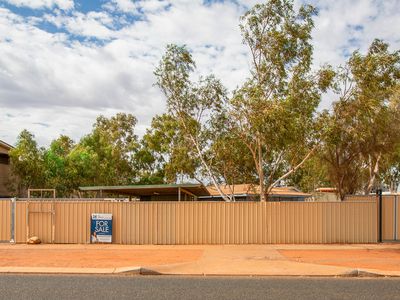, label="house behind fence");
[0,140,13,198]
